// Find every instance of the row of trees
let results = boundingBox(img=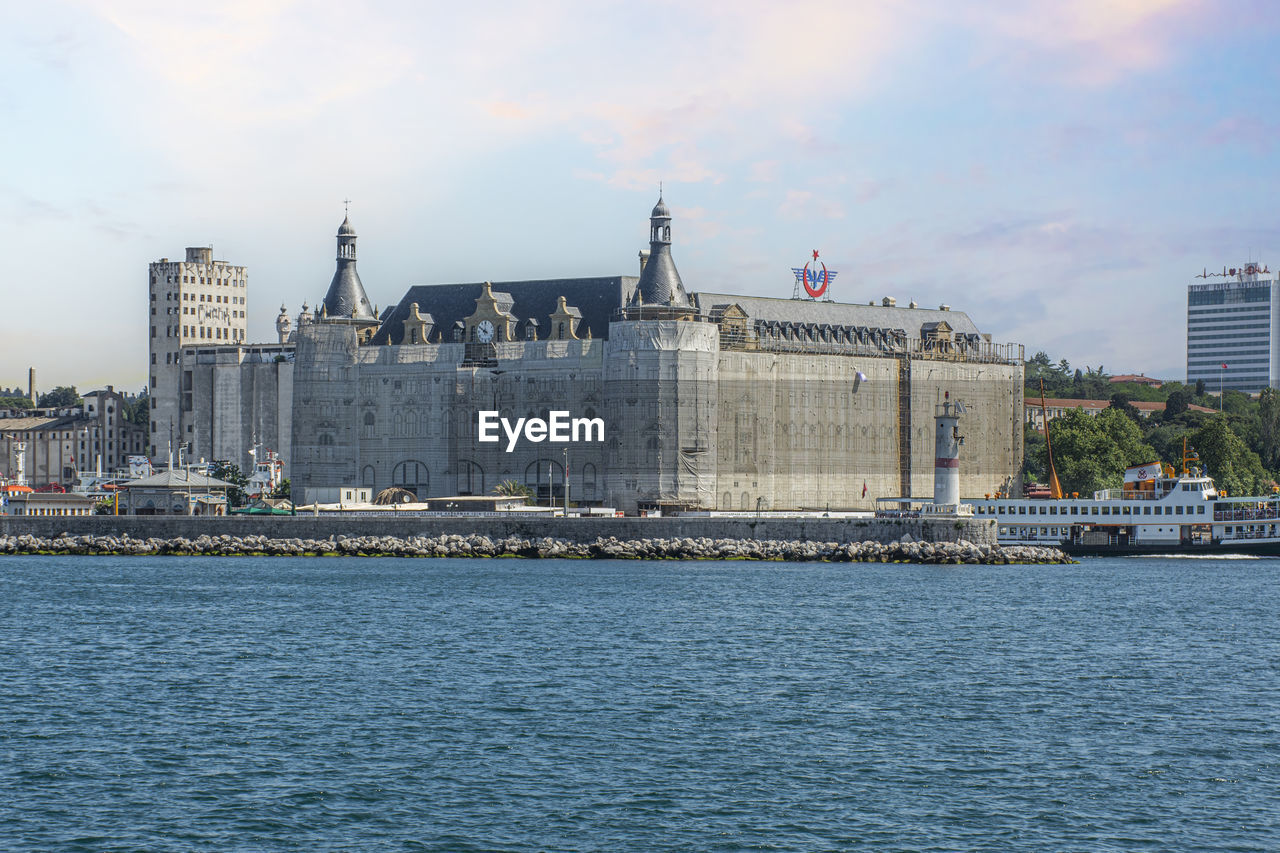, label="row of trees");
[1024,353,1277,497]
[0,385,149,426]
[0,385,82,410]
